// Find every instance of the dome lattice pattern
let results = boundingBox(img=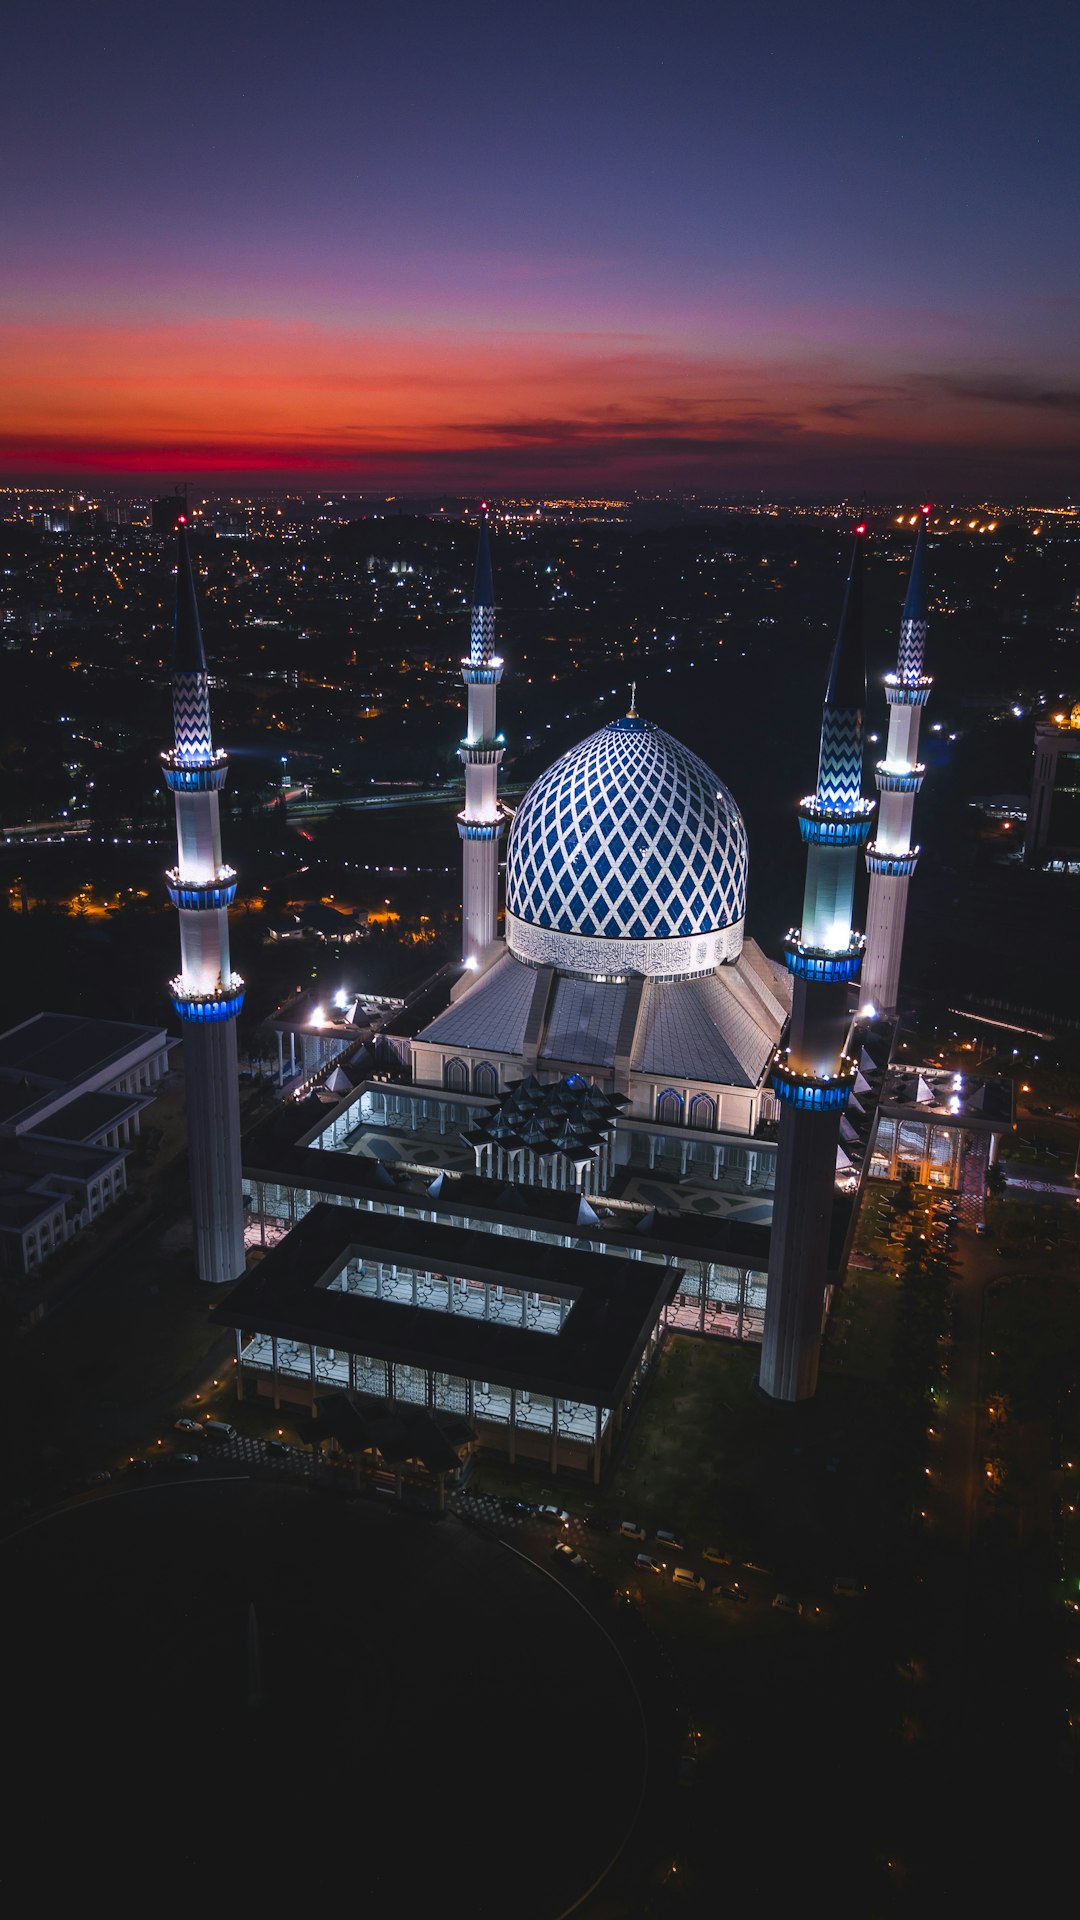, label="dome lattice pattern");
[505,717,747,977]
